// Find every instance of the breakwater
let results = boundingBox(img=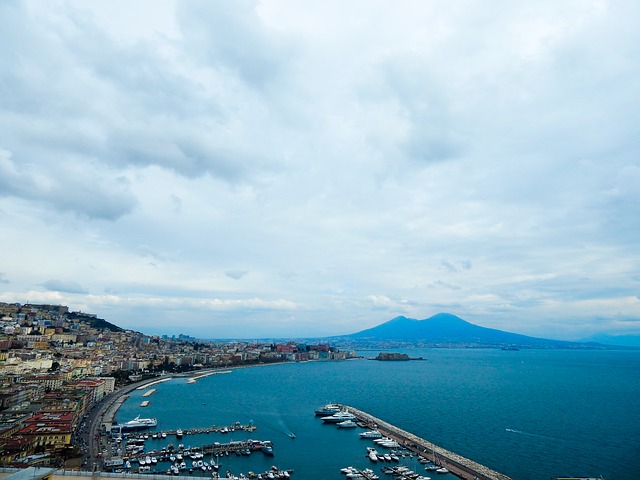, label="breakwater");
[340,404,512,480]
